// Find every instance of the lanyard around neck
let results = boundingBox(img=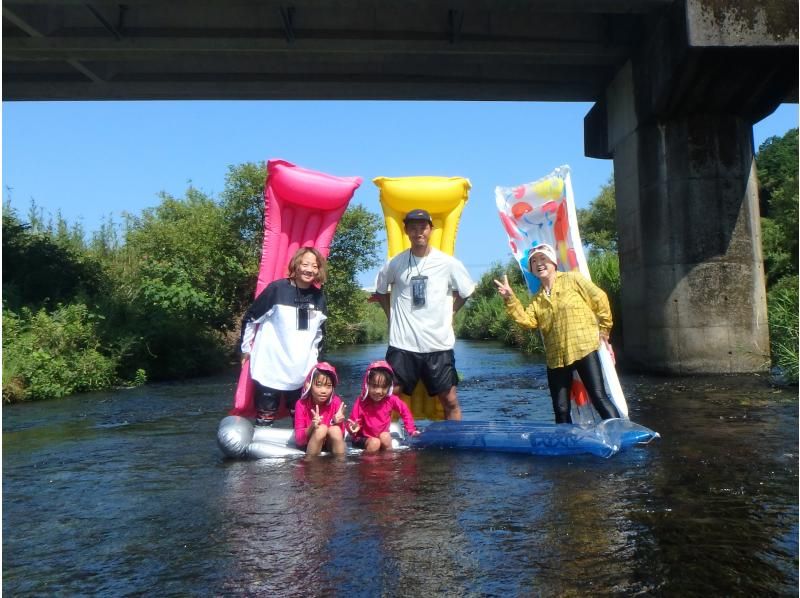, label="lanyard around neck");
[408,249,429,278]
